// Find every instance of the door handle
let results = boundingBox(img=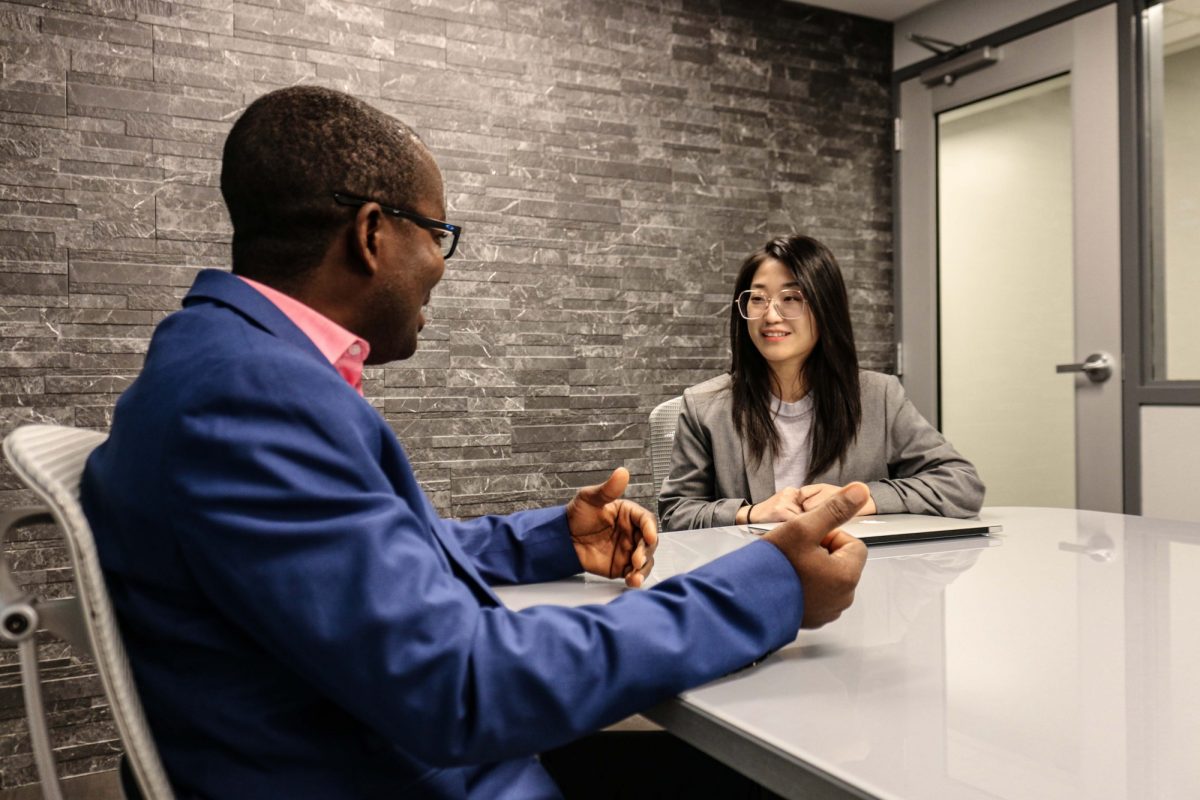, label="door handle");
[1055,352,1113,383]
